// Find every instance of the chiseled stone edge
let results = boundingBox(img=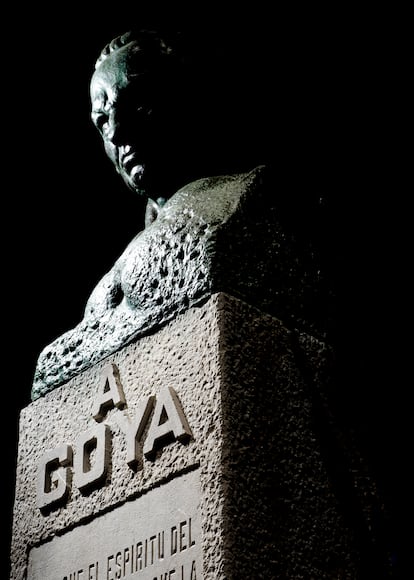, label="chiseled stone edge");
[12,294,227,579]
[12,293,367,579]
